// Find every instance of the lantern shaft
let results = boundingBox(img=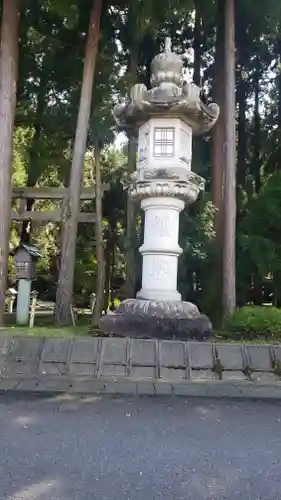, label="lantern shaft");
[137,197,184,302]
